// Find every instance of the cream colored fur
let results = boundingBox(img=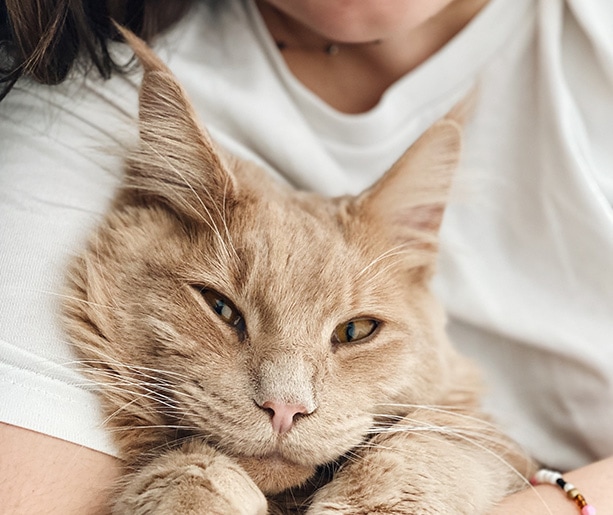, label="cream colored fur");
[62,29,535,514]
